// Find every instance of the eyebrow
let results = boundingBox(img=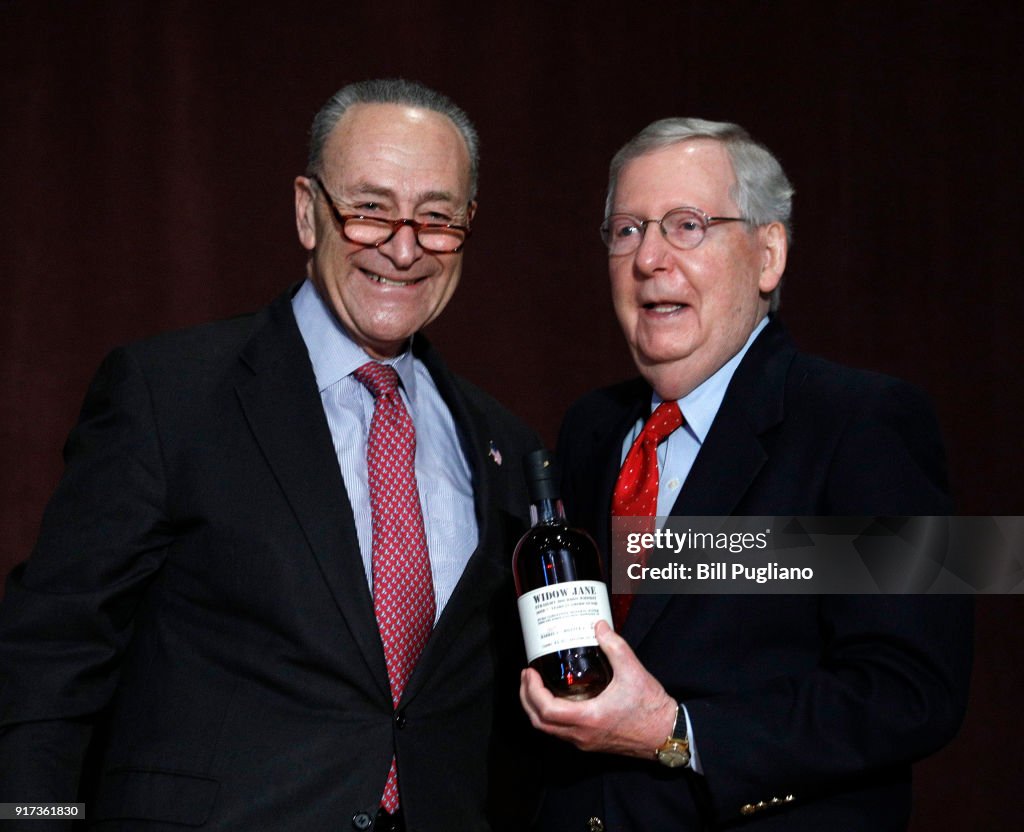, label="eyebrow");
[345,181,459,205]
